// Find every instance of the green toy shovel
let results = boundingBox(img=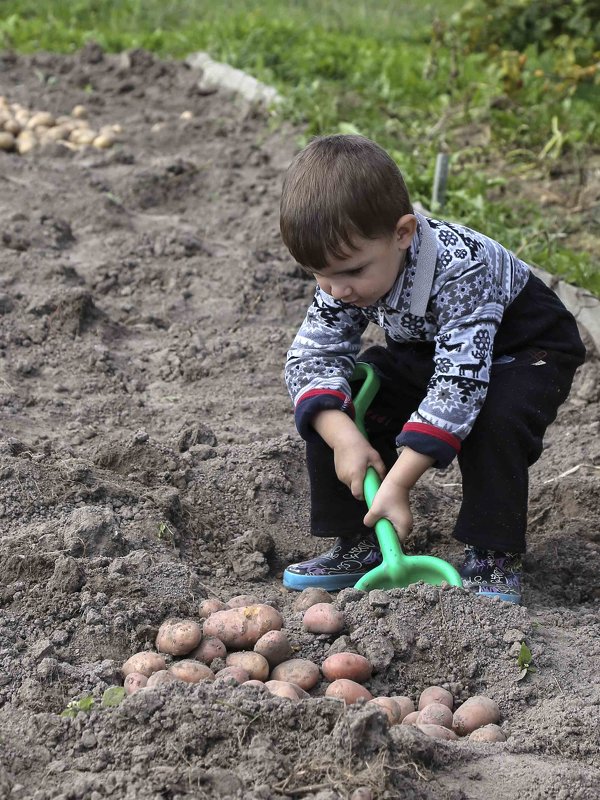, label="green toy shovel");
[351,362,463,591]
